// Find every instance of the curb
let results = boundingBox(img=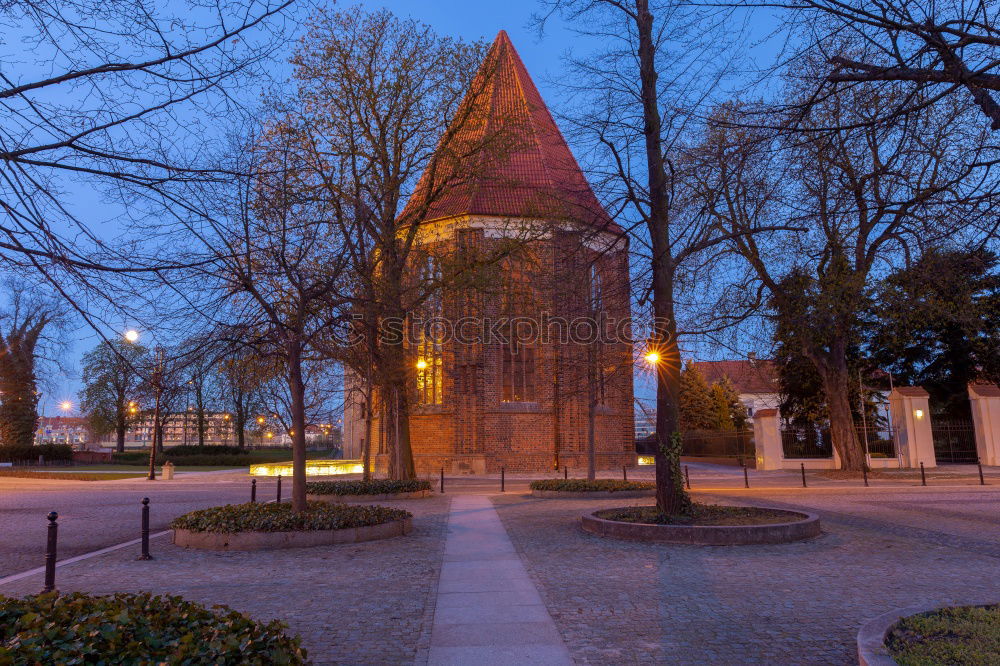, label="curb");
[580,507,820,545]
[172,517,412,551]
[306,490,431,502]
[531,489,655,499]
